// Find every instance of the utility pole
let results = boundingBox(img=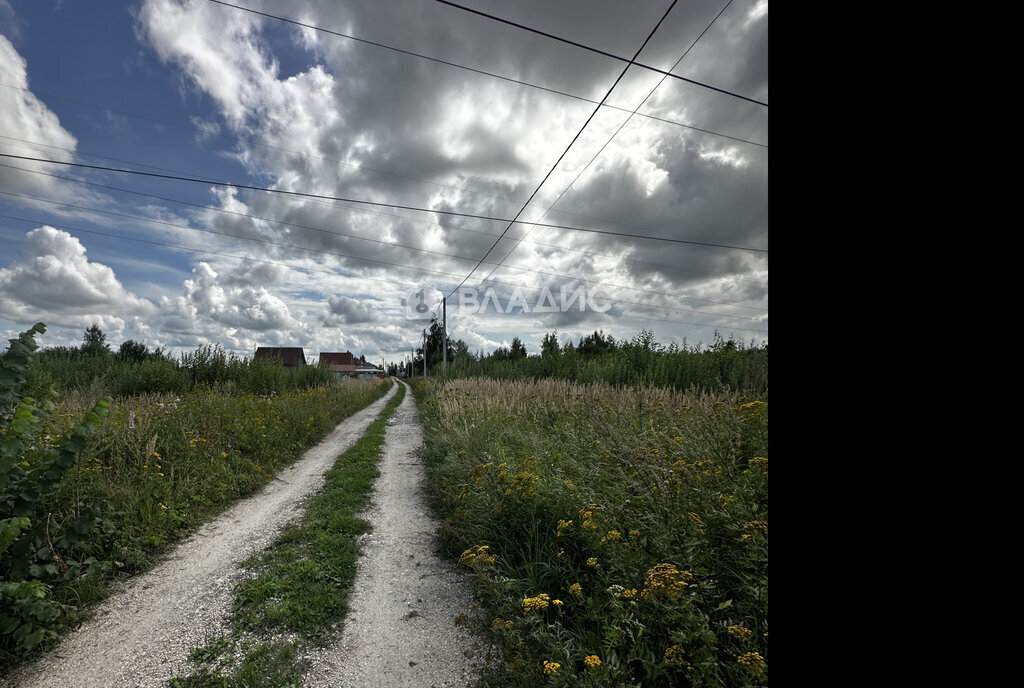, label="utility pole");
[422,328,427,377]
[442,296,448,378]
